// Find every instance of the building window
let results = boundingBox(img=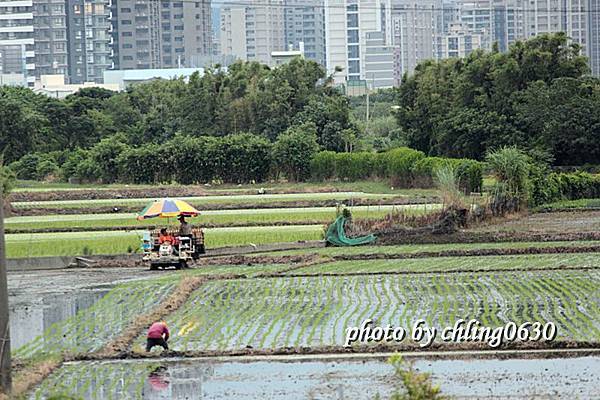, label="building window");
[123,43,133,49]
[347,14,358,28]
[348,44,359,58]
[122,32,132,37]
[347,29,359,43]
[121,8,131,13]
[348,59,360,74]
[122,20,132,25]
